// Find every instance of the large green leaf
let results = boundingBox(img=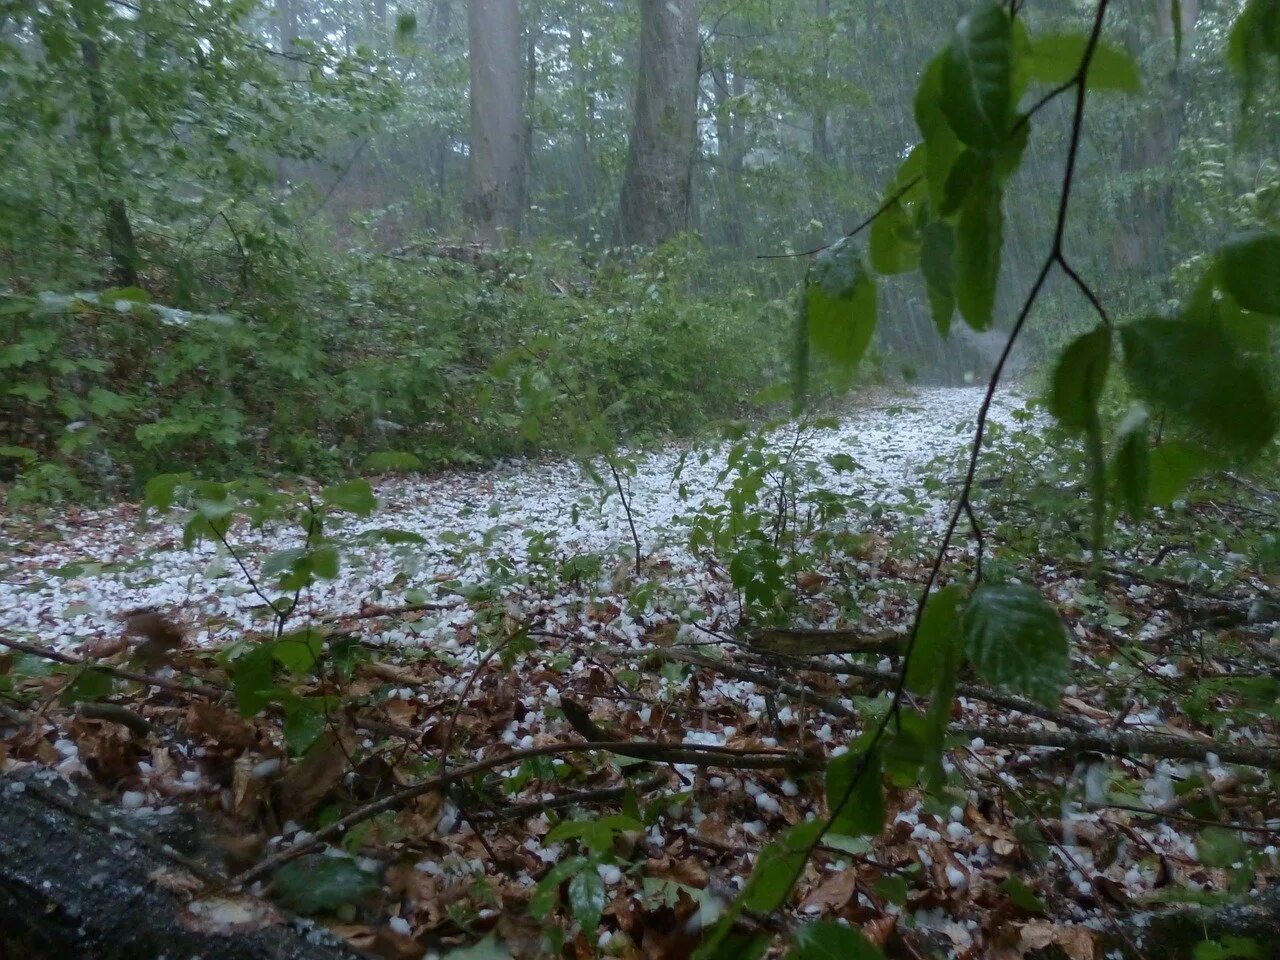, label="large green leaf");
[915,52,963,212]
[790,921,885,960]
[1148,440,1213,506]
[1024,33,1141,92]
[806,240,878,367]
[920,222,957,336]
[742,820,824,913]
[1216,231,1280,316]
[1120,316,1277,456]
[963,584,1069,706]
[905,584,966,695]
[1228,0,1280,104]
[1111,408,1150,521]
[1048,326,1111,434]
[825,749,885,838]
[942,3,1013,149]
[568,868,605,935]
[321,479,377,516]
[273,856,375,914]
[955,168,1003,331]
